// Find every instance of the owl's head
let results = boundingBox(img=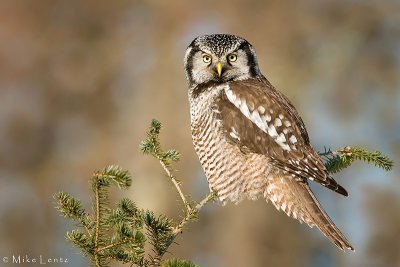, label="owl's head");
[184,34,261,88]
